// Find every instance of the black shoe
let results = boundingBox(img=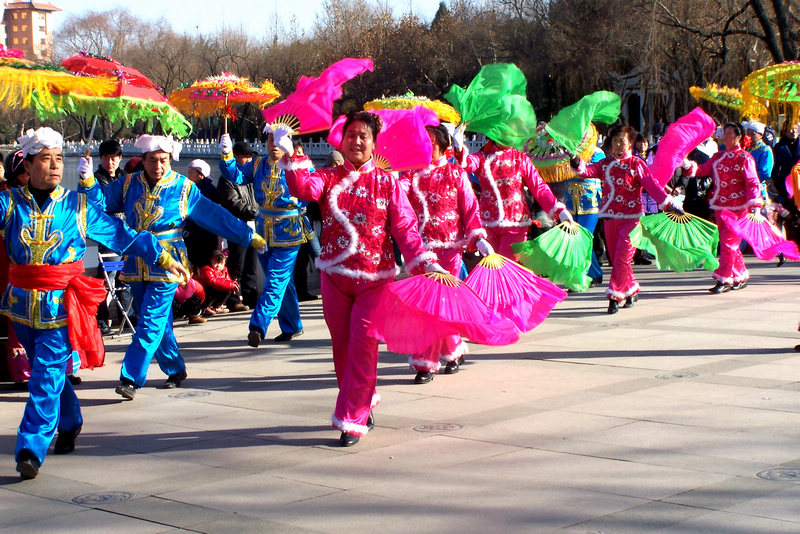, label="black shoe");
[67,374,82,386]
[623,295,638,308]
[16,449,40,479]
[590,277,603,288]
[607,300,619,314]
[709,282,732,294]
[54,425,82,455]
[732,281,748,290]
[274,330,304,342]
[115,382,136,400]
[777,253,786,267]
[339,432,360,447]
[366,412,374,430]
[414,371,434,384]
[247,330,262,348]
[633,257,652,266]
[163,371,187,389]
[795,344,800,353]
[444,356,464,375]
[298,294,319,302]
[98,321,113,336]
